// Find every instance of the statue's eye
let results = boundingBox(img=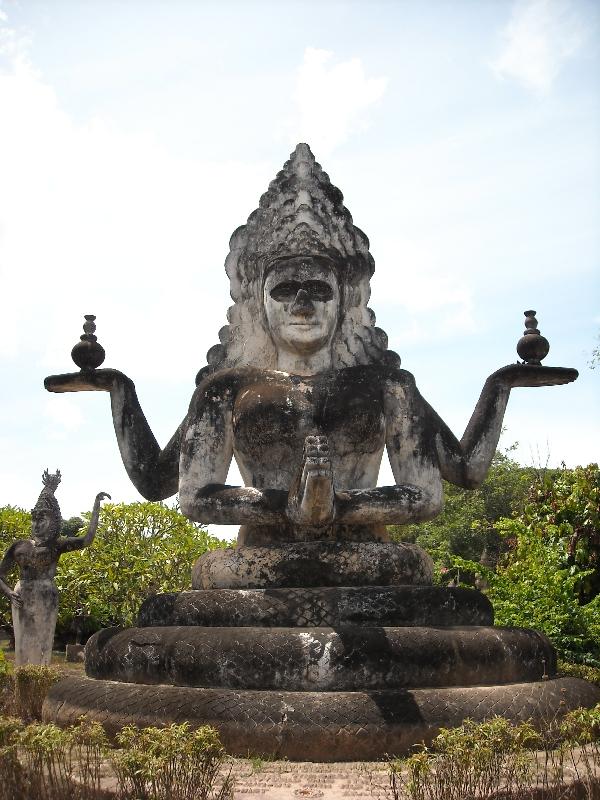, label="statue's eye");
[303,281,333,301]
[270,282,301,302]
